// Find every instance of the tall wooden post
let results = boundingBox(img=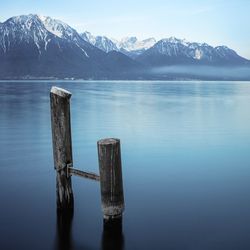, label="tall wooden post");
[56,209,74,250]
[50,86,74,211]
[97,138,125,221]
[102,217,124,250]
